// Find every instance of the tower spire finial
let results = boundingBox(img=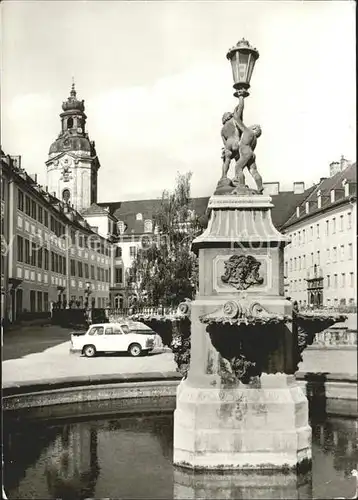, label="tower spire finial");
[70,77,76,97]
